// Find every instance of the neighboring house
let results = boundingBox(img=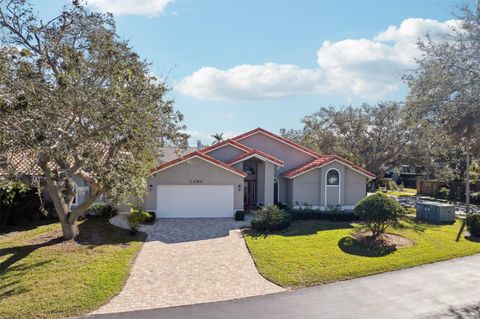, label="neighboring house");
[0,146,197,209]
[145,128,375,218]
[385,165,427,188]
